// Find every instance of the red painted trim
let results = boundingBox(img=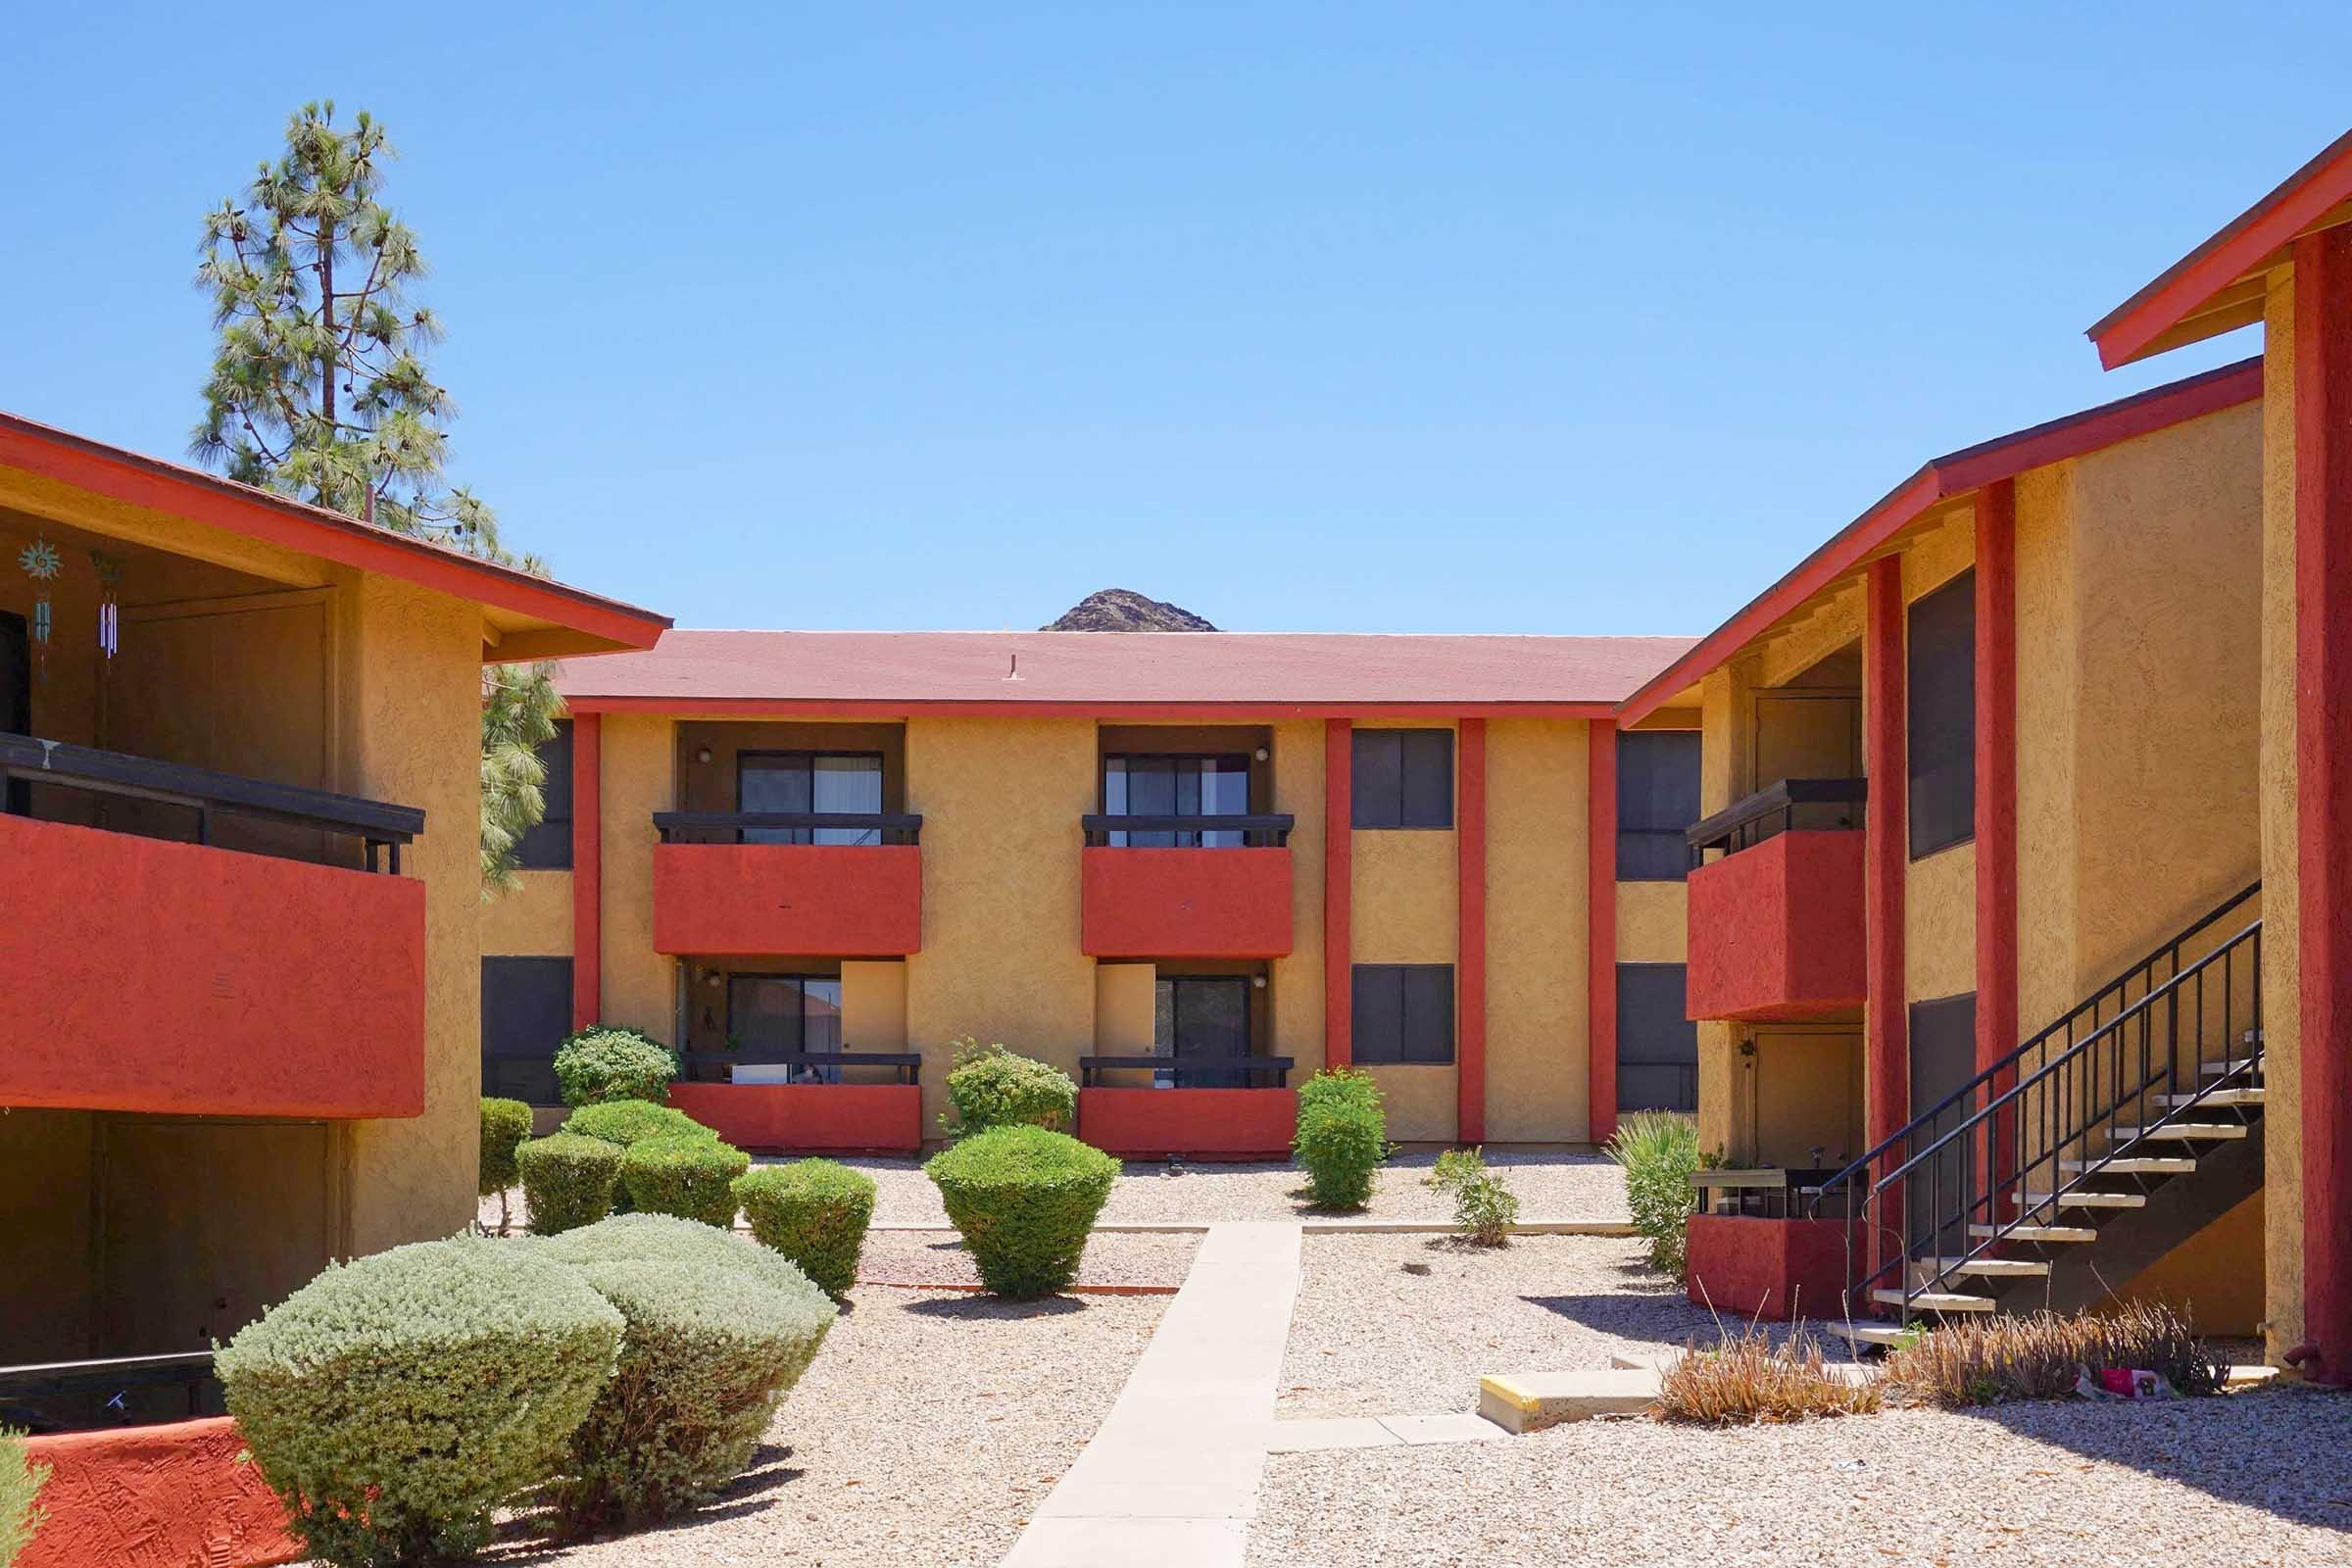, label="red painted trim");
[1616,360,2263,725]
[655,843,923,956]
[571,712,602,1032]
[1078,1087,1298,1159]
[666,1082,922,1153]
[1456,717,1488,1145]
[1684,831,1867,1023]
[1974,480,2021,1197]
[1080,846,1293,958]
[22,1417,300,1568]
[2293,227,2352,1387]
[0,415,668,655]
[2089,127,2352,368]
[1324,718,1353,1068]
[1587,722,1618,1145]
[1862,557,1908,1281]
[1685,1214,1858,1321]
[563,695,1622,720]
